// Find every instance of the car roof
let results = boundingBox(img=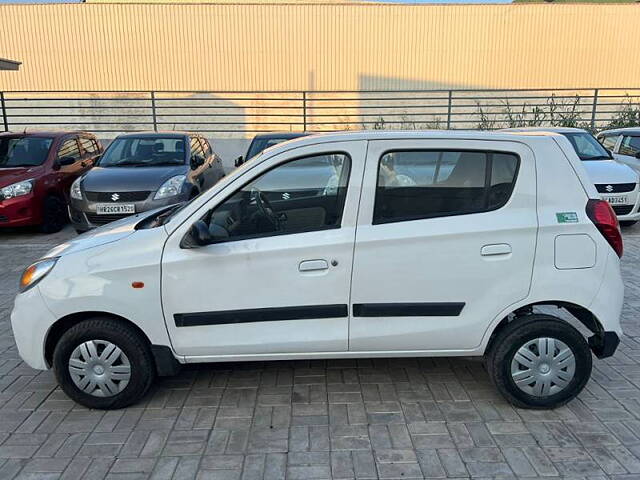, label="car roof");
[500,127,587,134]
[114,131,192,139]
[251,132,309,141]
[598,127,640,136]
[0,130,94,139]
[258,130,566,157]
